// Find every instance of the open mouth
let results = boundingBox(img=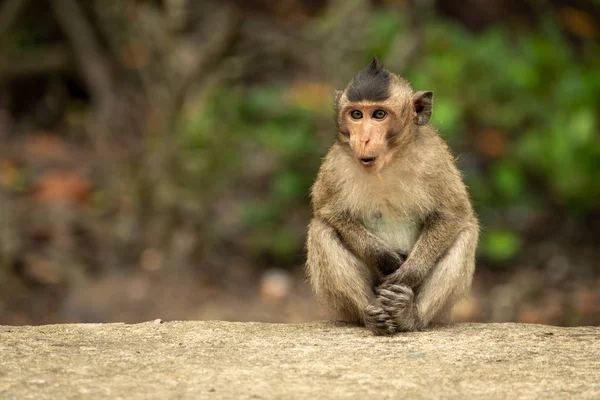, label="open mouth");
[359,156,377,166]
